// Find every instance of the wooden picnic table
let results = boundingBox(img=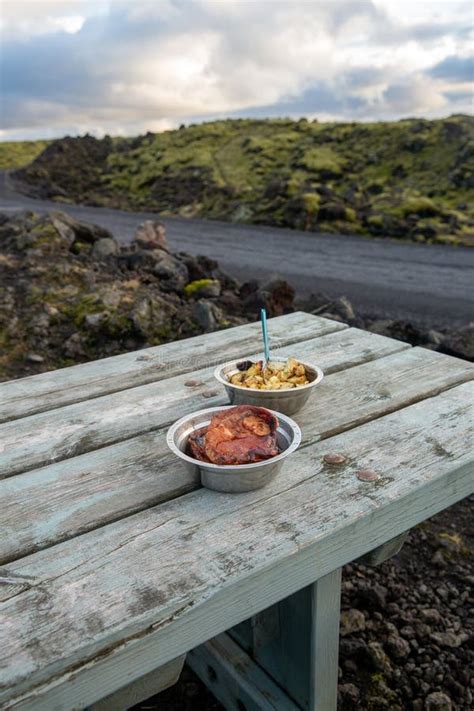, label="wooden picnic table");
[0,311,472,711]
